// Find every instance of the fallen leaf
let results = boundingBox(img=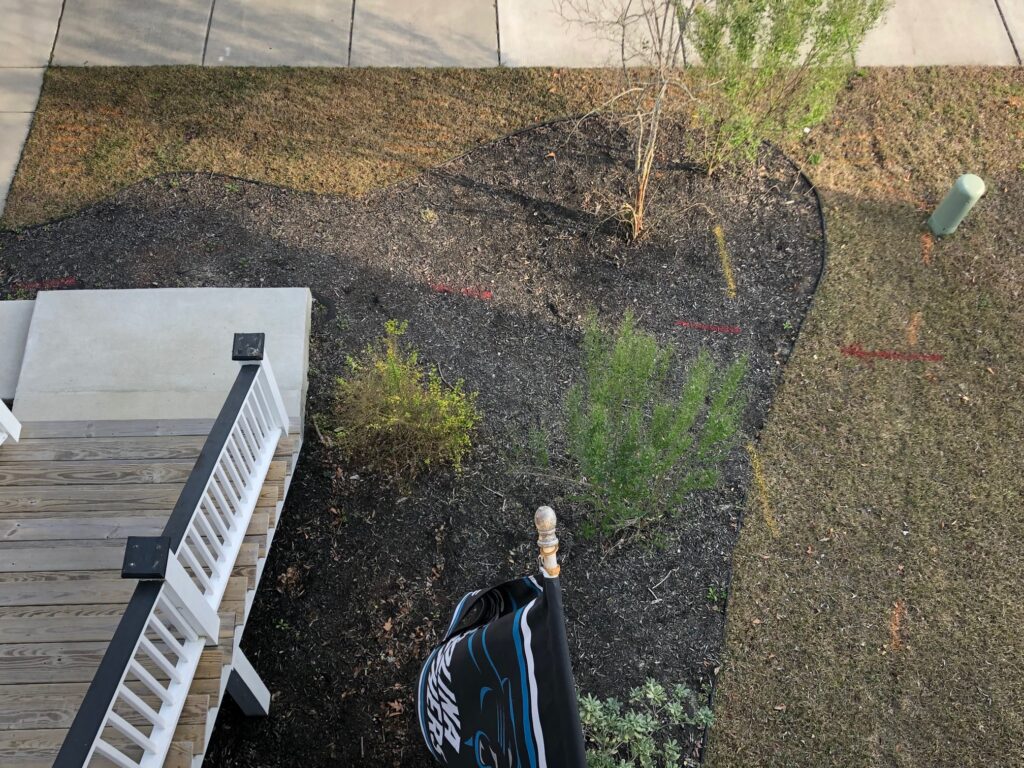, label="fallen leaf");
[774,704,787,712]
